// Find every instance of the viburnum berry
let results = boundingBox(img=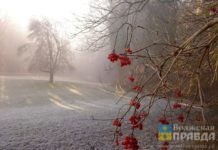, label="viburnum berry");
[209,7,217,15]
[122,135,139,150]
[135,102,141,109]
[132,85,142,92]
[159,118,169,124]
[138,123,143,130]
[177,114,184,122]
[107,52,119,62]
[112,118,122,127]
[129,99,136,106]
[129,114,143,130]
[172,103,182,109]
[139,112,148,118]
[129,115,137,124]
[128,76,135,82]
[173,89,182,98]
[161,141,169,150]
[129,115,140,124]
[114,139,119,146]
[118,131,123,136]
[129,100,141,109]
[125,48,132,54]
[119,55,131,67]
